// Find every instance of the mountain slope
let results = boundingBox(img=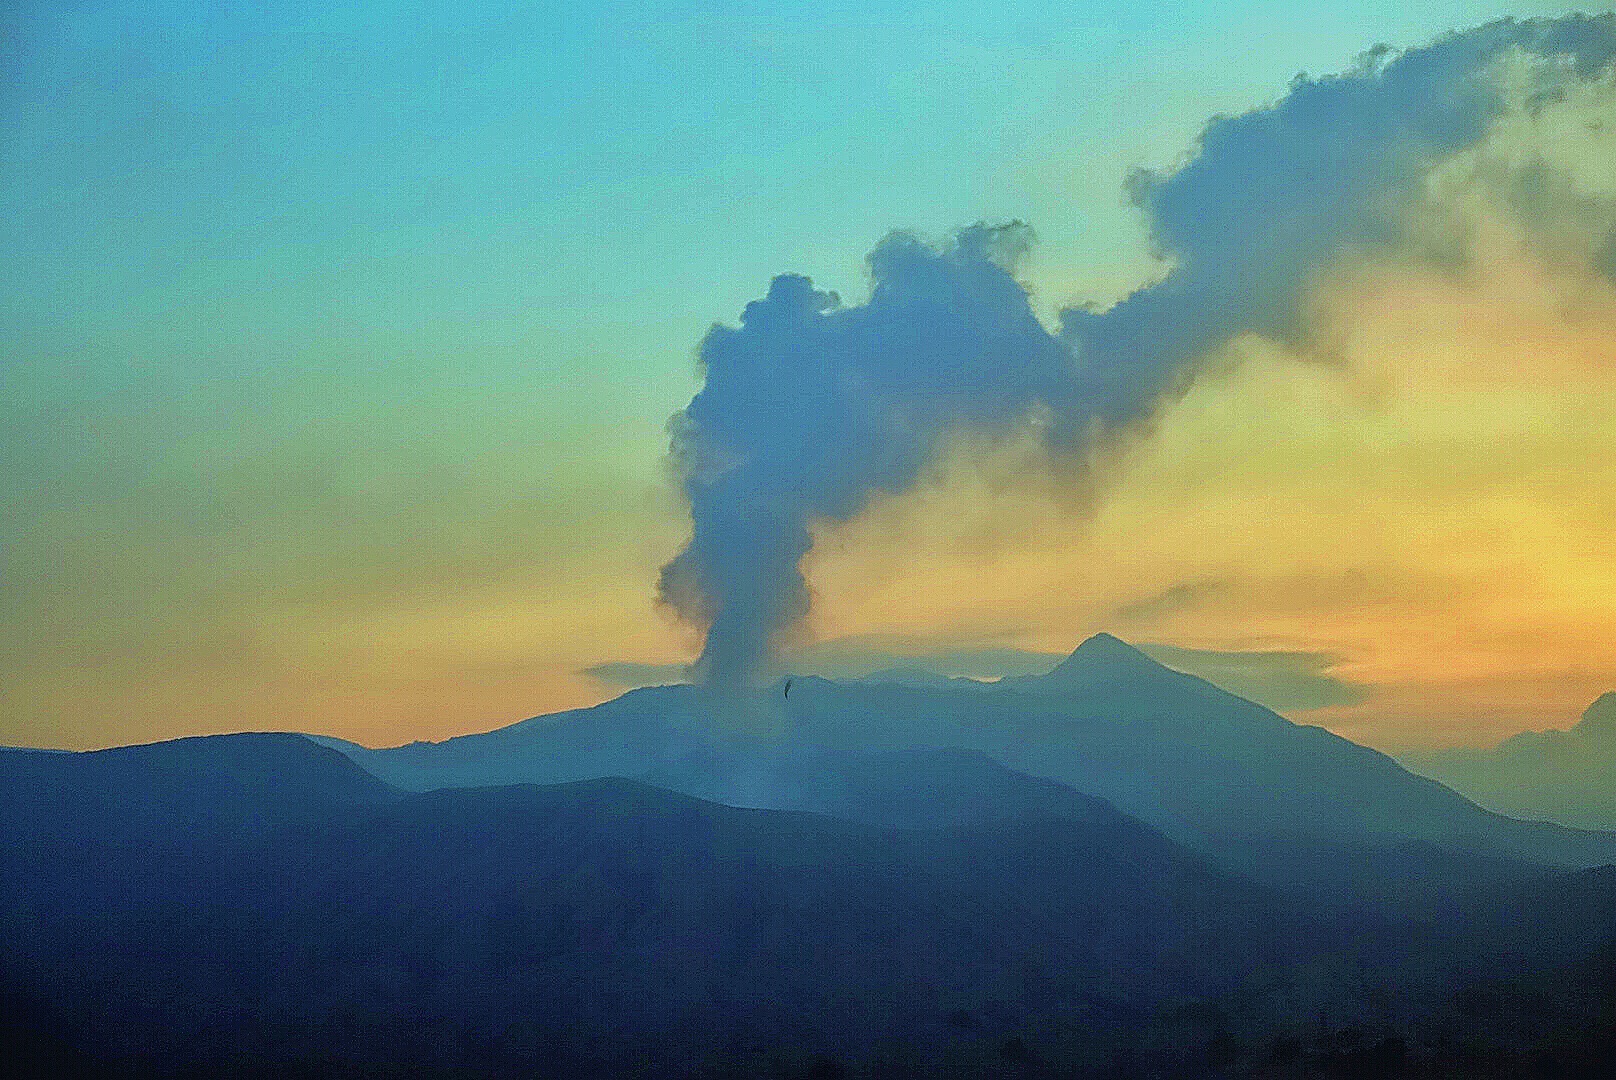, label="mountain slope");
[0,733,398,907]
[0,731,394,840]
[328,635,1616,883]
[1,731,1299,1078]
[1402,693,1616,829]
